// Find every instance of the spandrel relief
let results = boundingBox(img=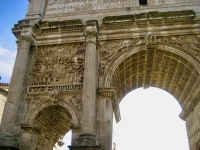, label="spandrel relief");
[61,94,82,112]
[157,35,200,59]
[99,38,142,77]
[29,43,85,93]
